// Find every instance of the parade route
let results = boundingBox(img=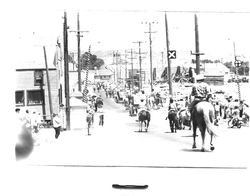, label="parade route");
[20,91,249,169]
